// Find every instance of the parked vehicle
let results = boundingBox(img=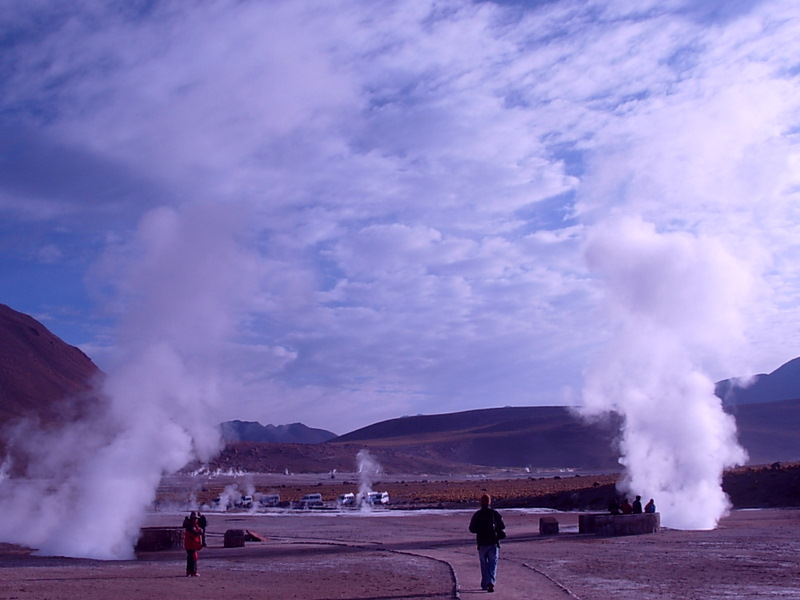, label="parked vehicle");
[366,491,389,506]
[338,493,355,506]
[297,493,323,508]
[211,496,233,510]
[236,495,254,509]
[258,493,281,507]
